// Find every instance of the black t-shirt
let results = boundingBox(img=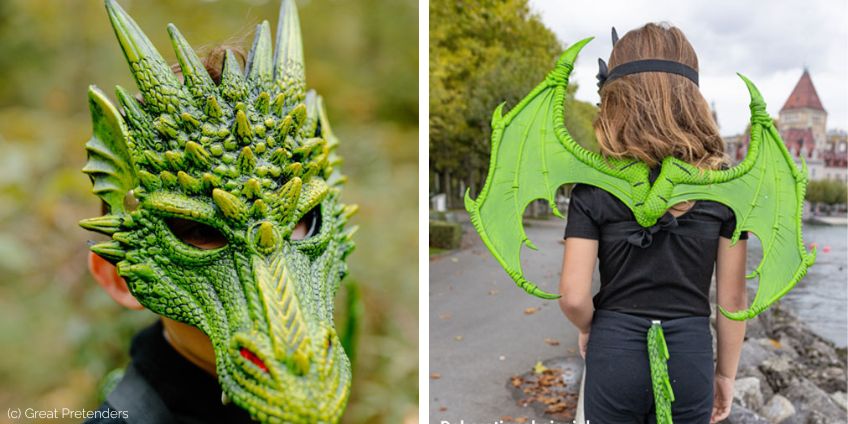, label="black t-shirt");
[564,183,747,319]
[85,321,255,424]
